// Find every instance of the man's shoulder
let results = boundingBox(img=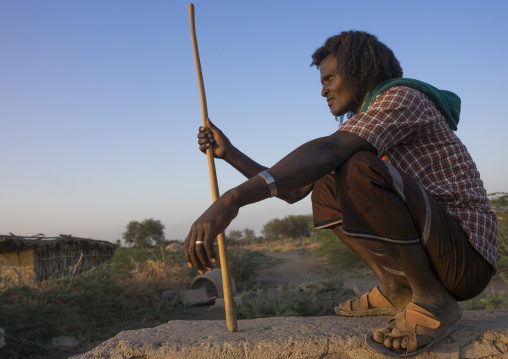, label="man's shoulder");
[369,85,424,108]
[366,79,461,131]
